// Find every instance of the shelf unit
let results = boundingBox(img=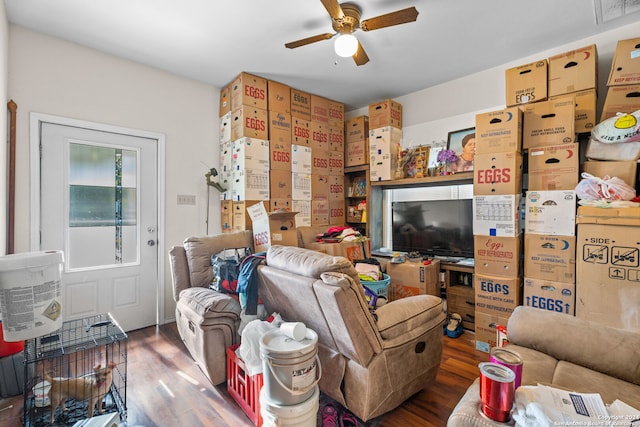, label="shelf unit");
[344,165,370,237]
[441,262,475,331]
